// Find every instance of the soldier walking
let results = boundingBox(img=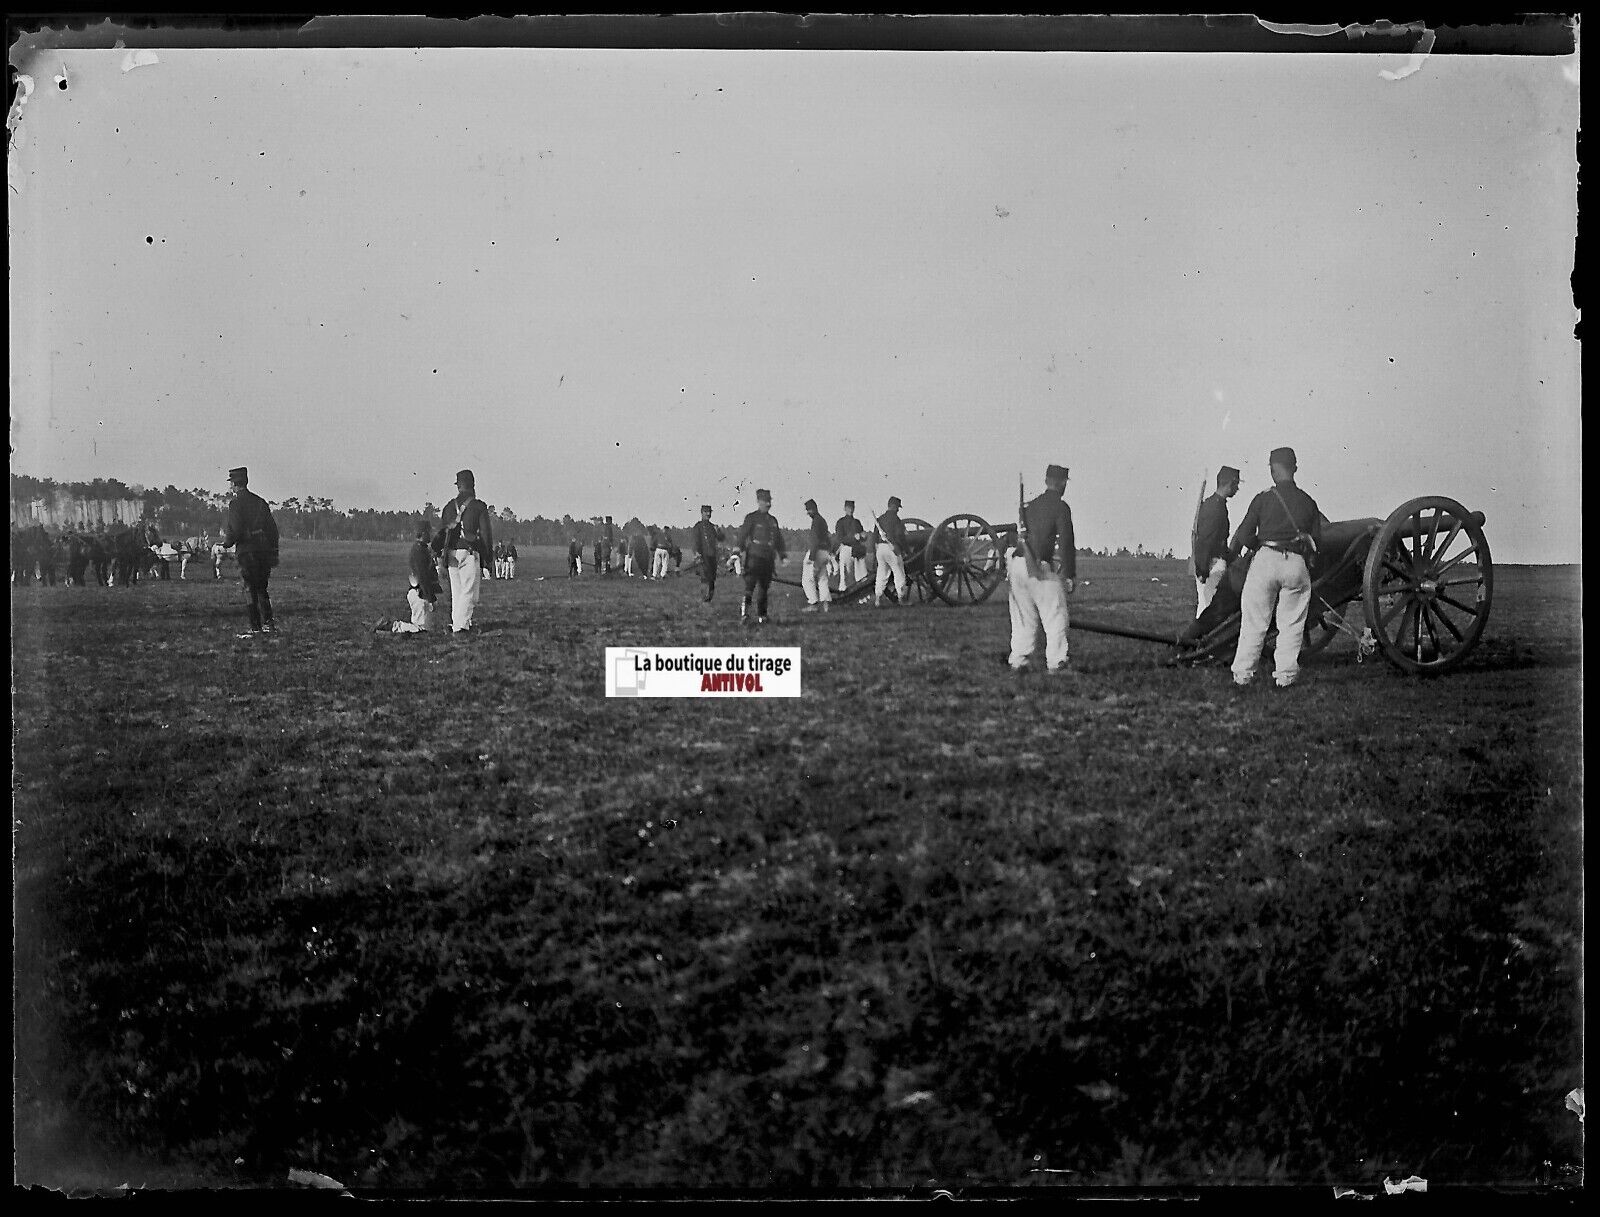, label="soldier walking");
[1230,447,1321,690]
[220,466,281,635]
[801,498,833,613]
[1194,466,1241,616]
[691,504,724,603]
[1007,463,1077,675]
[736,488,787,625]
[873,496,910,607]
